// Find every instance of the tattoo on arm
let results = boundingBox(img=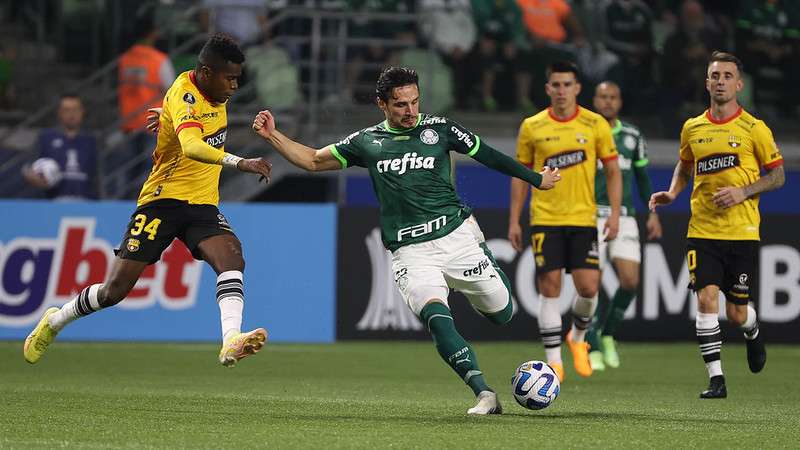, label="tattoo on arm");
[678,162,692,184]
[743,166,785,198]
[669,160,692,194]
